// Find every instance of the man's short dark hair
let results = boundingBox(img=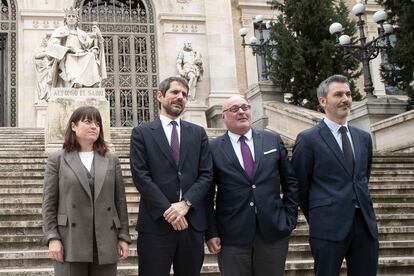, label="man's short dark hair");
[317,74,349,98]
[157,77,189,96]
